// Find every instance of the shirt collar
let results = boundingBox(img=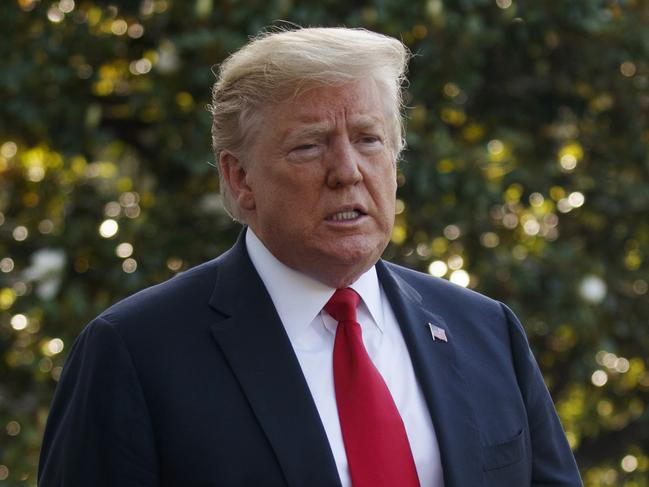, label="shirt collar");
[347,265,384,333]
[245,228,384,343]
